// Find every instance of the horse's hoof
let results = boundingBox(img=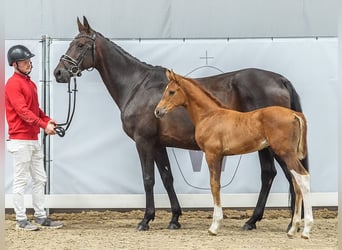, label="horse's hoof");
[242,223,256,231]
[136,223,149,231]
[167,221,181,229]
